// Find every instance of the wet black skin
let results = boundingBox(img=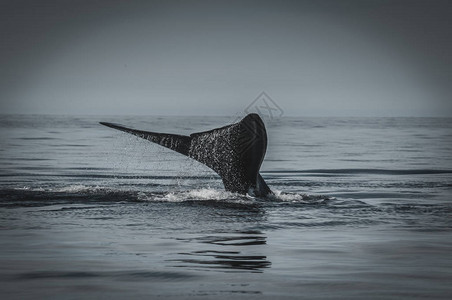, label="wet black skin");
[100,113,272,196]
